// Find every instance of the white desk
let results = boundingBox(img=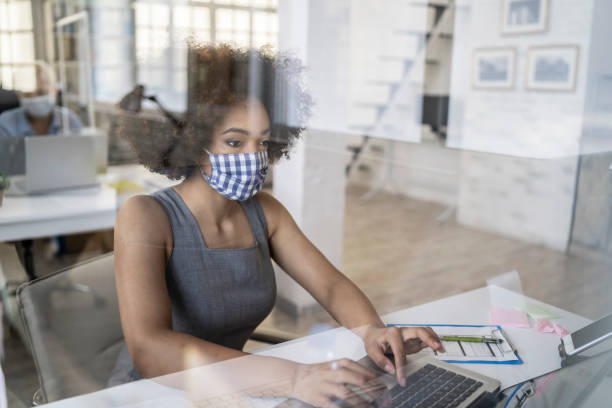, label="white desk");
[0,165,175,242]
[0,165,175,278]
[0,185,117,242]
[41,285,592,407]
